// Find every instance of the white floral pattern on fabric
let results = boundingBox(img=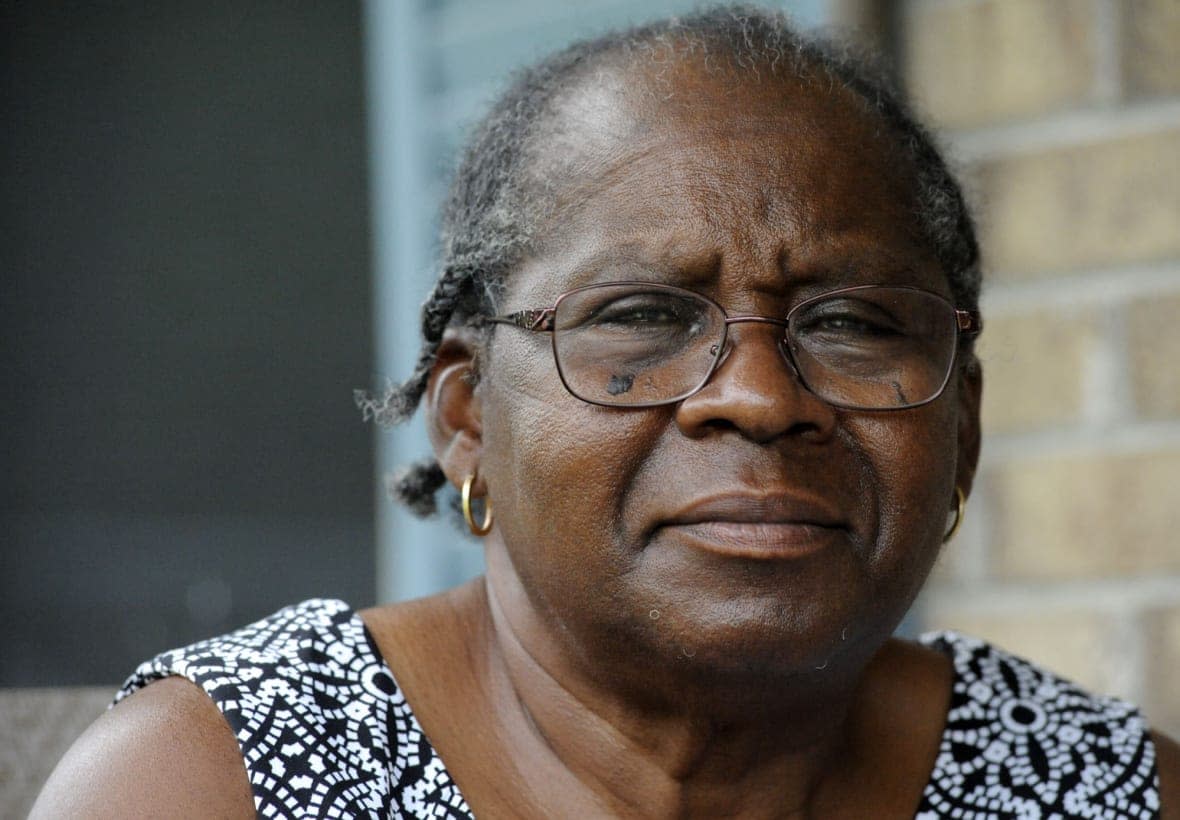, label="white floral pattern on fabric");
[117,599,471,819]
[117,603,1160,818]
[917,631,1159,819]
